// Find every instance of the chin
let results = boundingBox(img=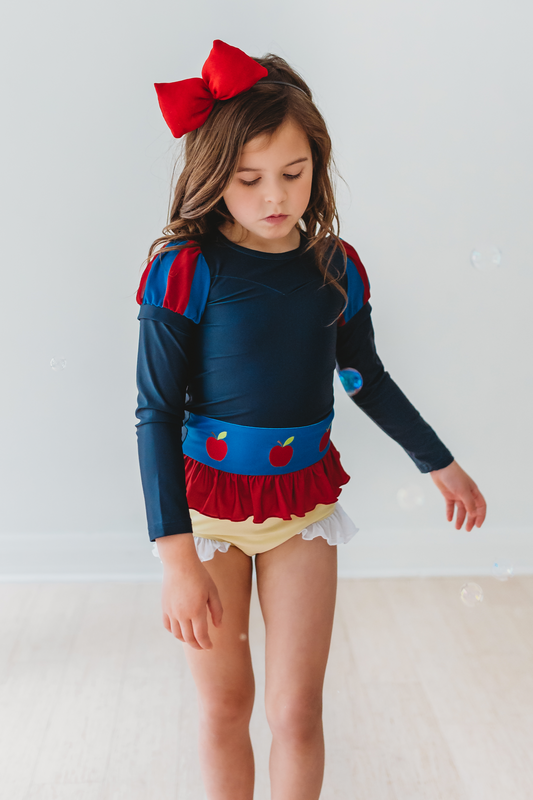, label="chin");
[264,227,290,236]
